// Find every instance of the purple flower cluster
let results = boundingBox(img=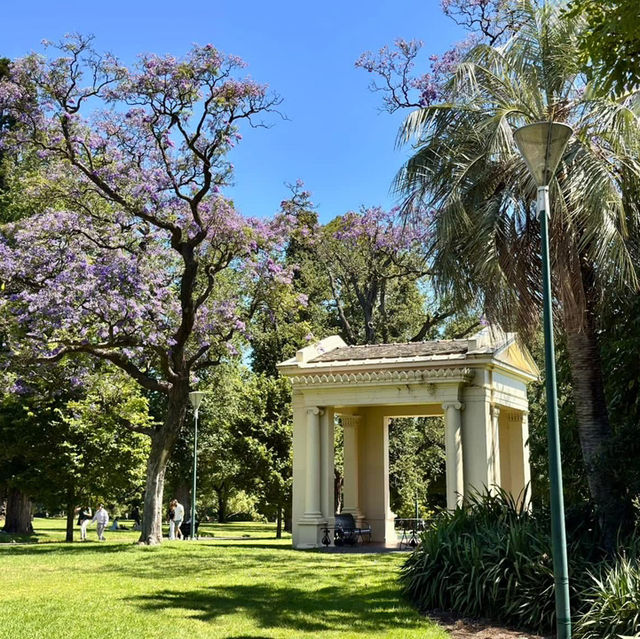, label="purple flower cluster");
[0,36,291,380]
[355,31,477,110]
[332,206,429,252]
